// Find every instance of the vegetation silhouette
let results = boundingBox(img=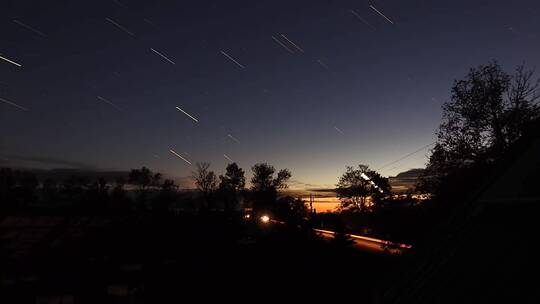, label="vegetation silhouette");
[250,162,291,216]
[1,61,538,301]
[218,162,245,213]
[128,166,162,209]
[192,162,218,210]
[420,61,540,197]
[336,164,391,212]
